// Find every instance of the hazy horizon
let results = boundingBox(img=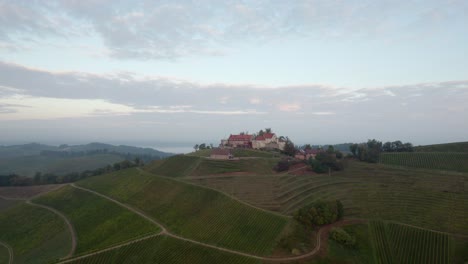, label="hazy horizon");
[1,1,467,146]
